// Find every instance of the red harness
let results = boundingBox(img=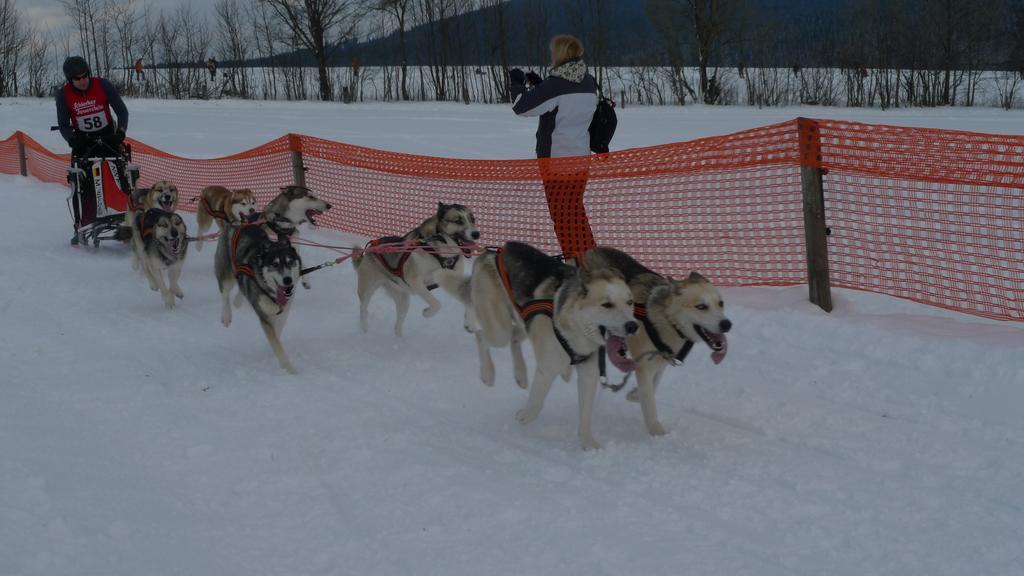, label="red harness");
[368,238,416,281]
[230,225,257,280]
[494,247,554,324]
[494,247,592,365]
[201,196,231,222]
